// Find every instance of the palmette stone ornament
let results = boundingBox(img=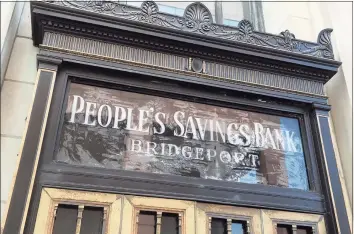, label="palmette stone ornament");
[45,0,335,60]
